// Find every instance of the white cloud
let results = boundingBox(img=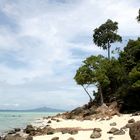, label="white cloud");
[0,0,139,109]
